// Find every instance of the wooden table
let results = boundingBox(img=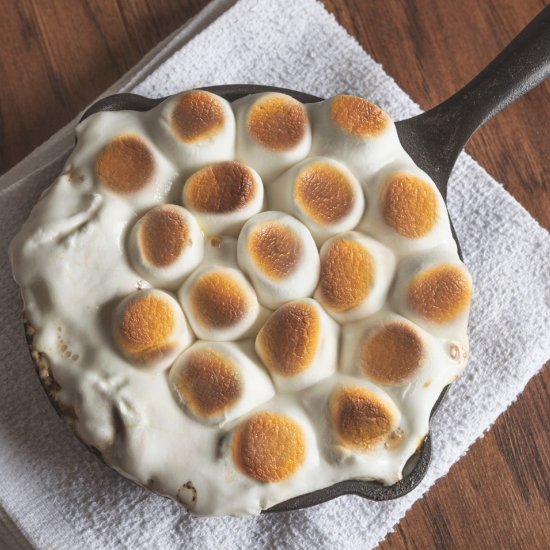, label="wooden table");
[1,1,549,547]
